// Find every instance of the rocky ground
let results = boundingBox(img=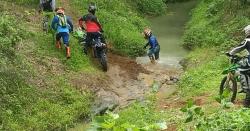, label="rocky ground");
[92,54,183,115]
